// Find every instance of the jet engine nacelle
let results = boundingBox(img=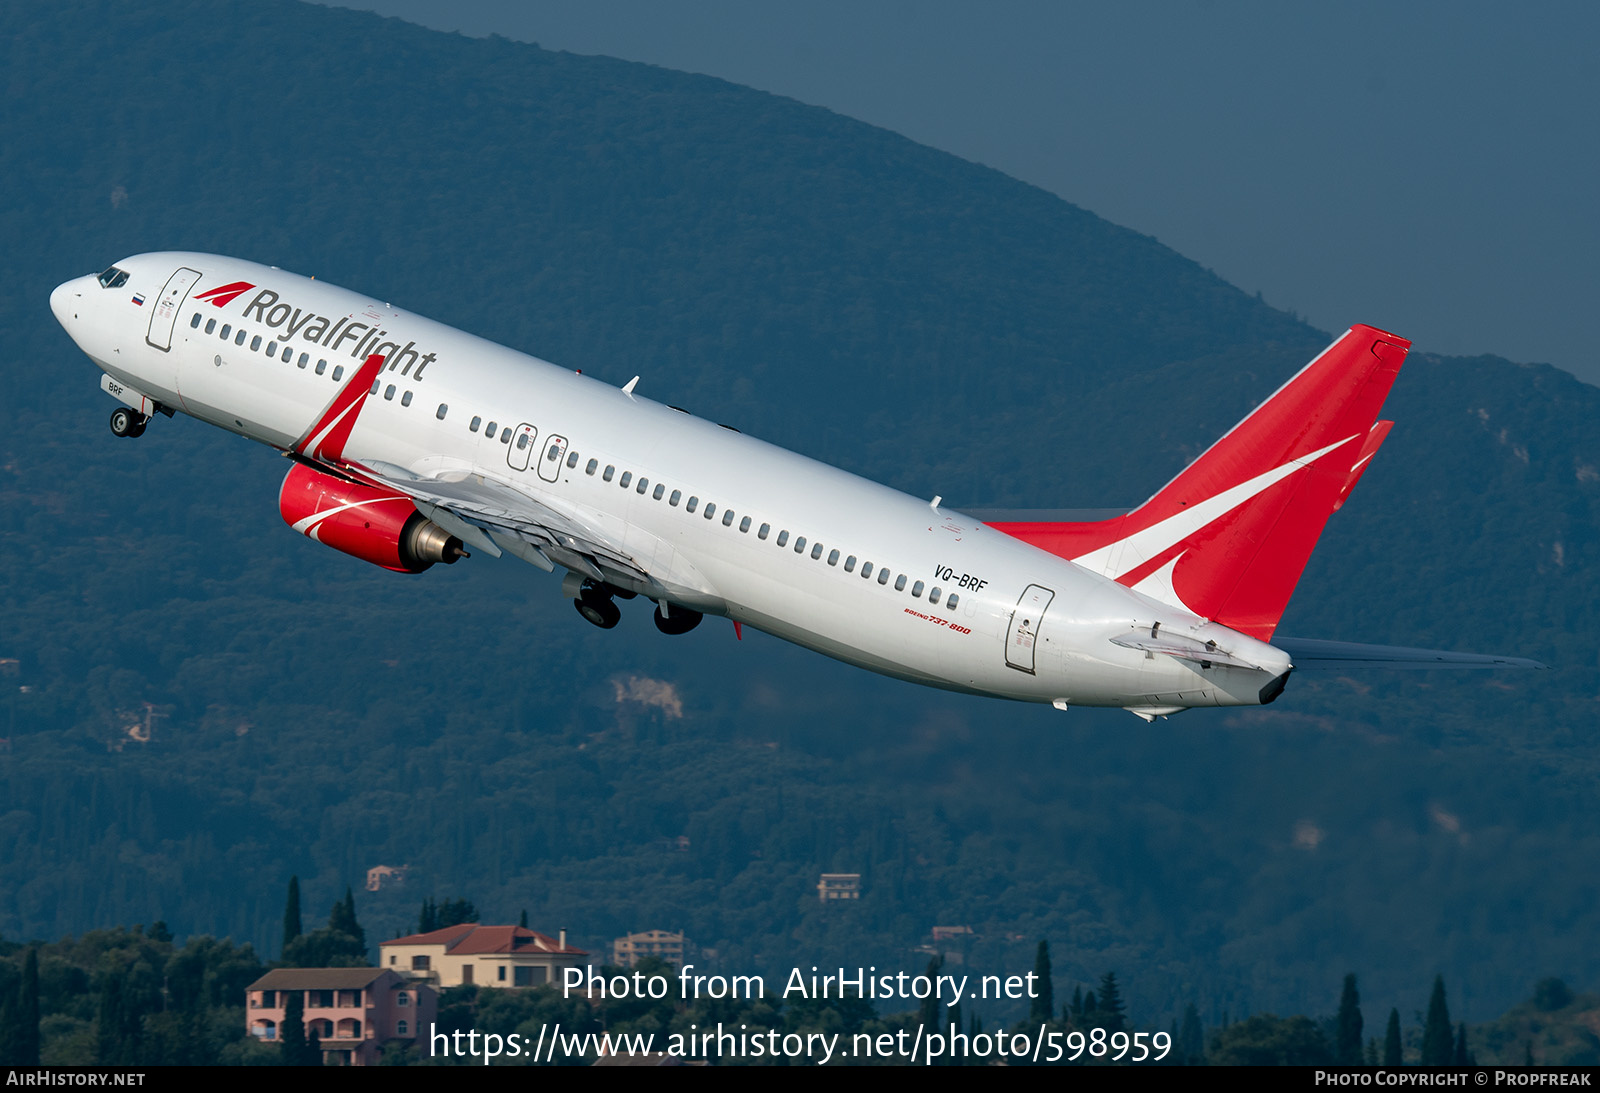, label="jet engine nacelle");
[278,462,466,573]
